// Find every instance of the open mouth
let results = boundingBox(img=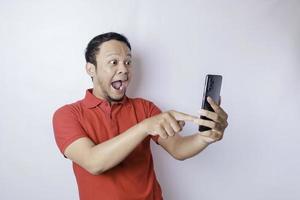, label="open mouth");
[111,79,128,92]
